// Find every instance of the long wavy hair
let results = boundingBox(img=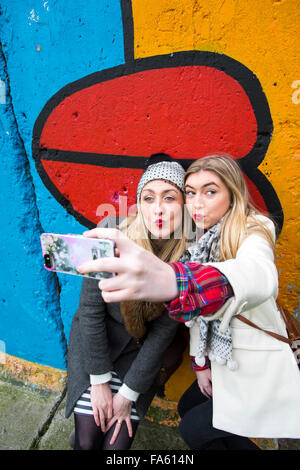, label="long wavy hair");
[118,180,187,339]
[184,154,276,261]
